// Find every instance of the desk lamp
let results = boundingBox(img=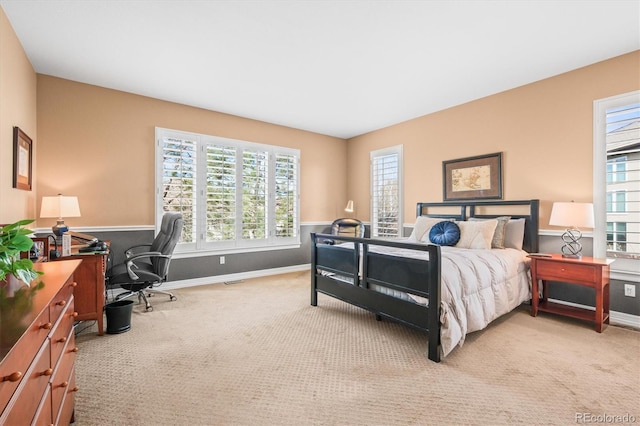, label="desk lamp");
[40,194,81,236]
[549,201,594,258]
